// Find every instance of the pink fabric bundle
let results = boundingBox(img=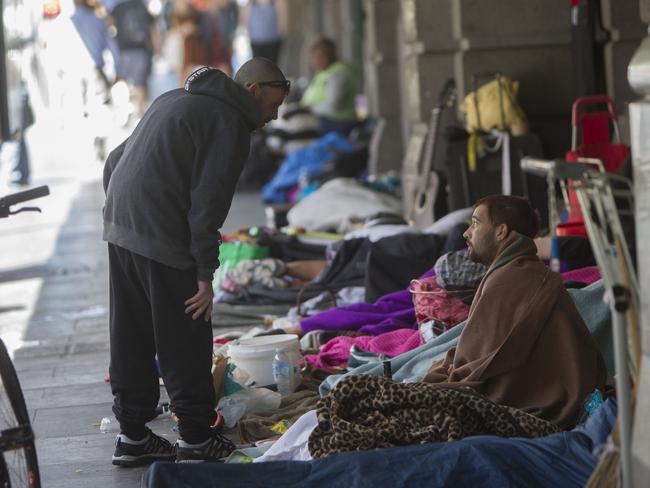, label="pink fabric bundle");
[409,277,471,327]
[560,266,600,285]
[301,328,422,370]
